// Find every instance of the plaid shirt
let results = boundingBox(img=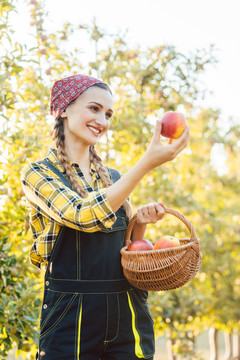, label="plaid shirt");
[21,148,117,269]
